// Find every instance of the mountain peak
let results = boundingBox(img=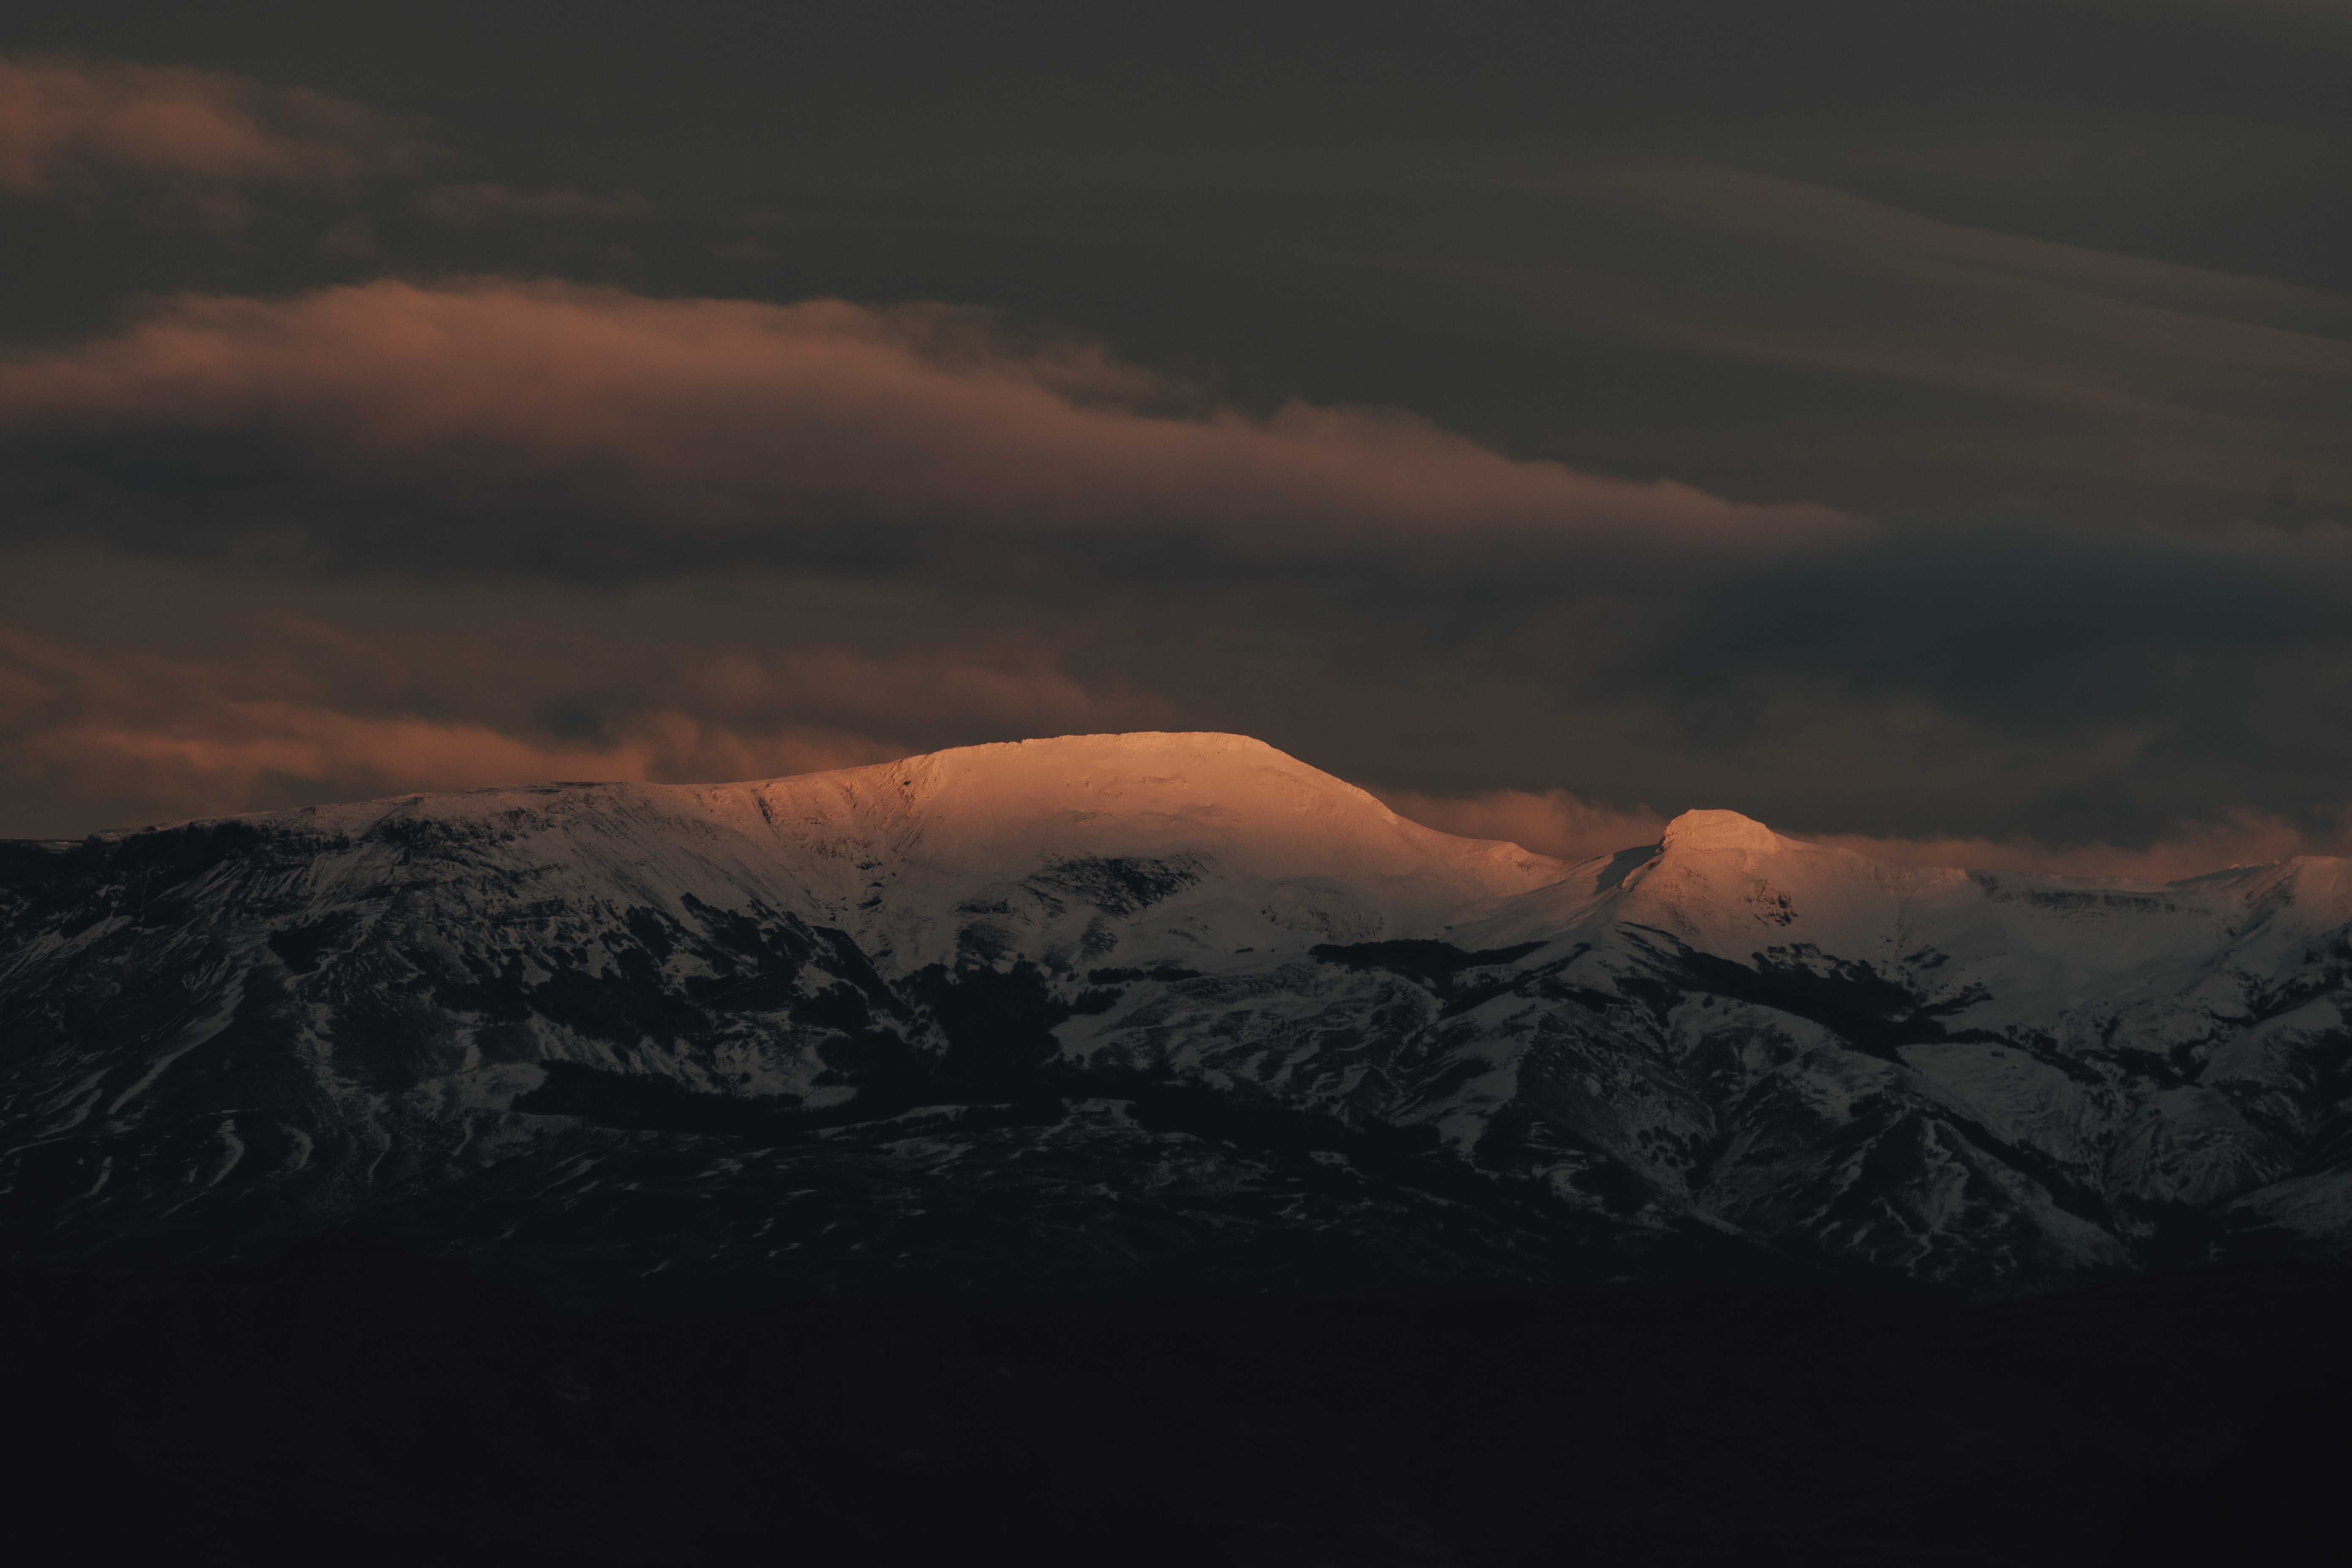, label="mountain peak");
[727,730,1567,957]
[1658,808,1782,855]
[763,731,1388,831]
[13,729,2352,1306]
